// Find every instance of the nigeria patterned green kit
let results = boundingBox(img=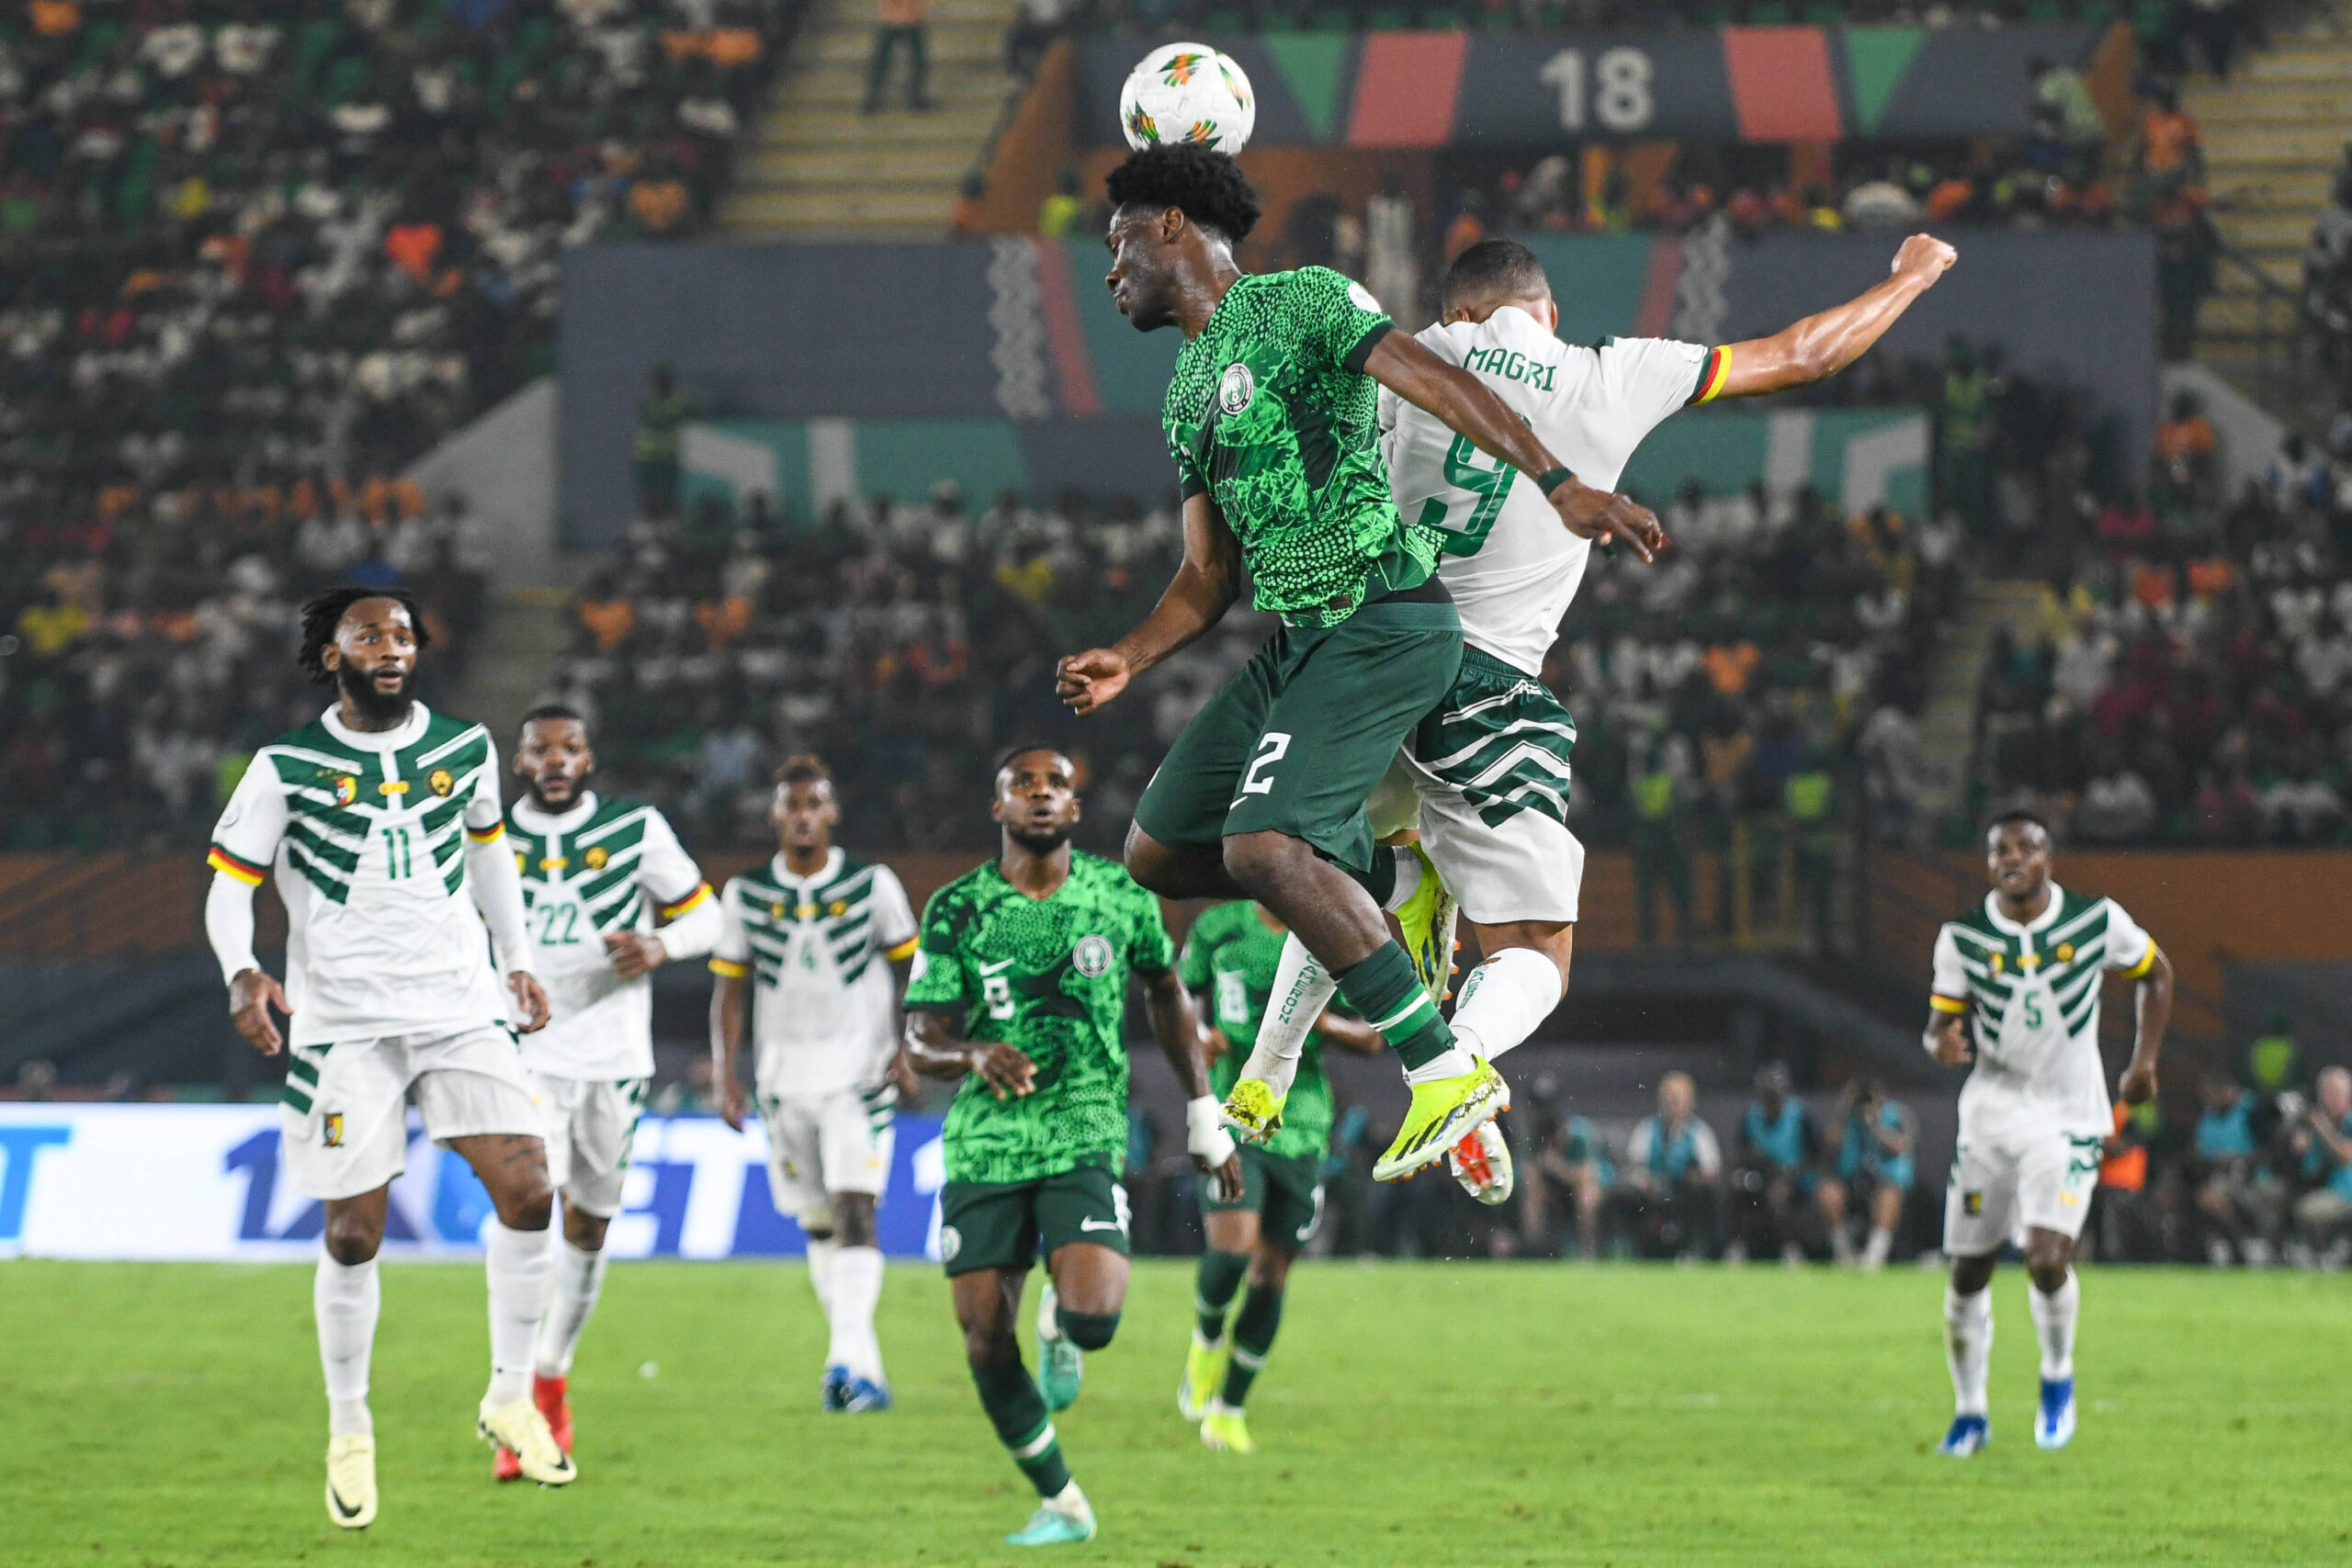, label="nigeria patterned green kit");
[1179,901,1331,1245]
[905,851,1175,1273]
[1179,902,1332,1161]
[1136,266,1463,874]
